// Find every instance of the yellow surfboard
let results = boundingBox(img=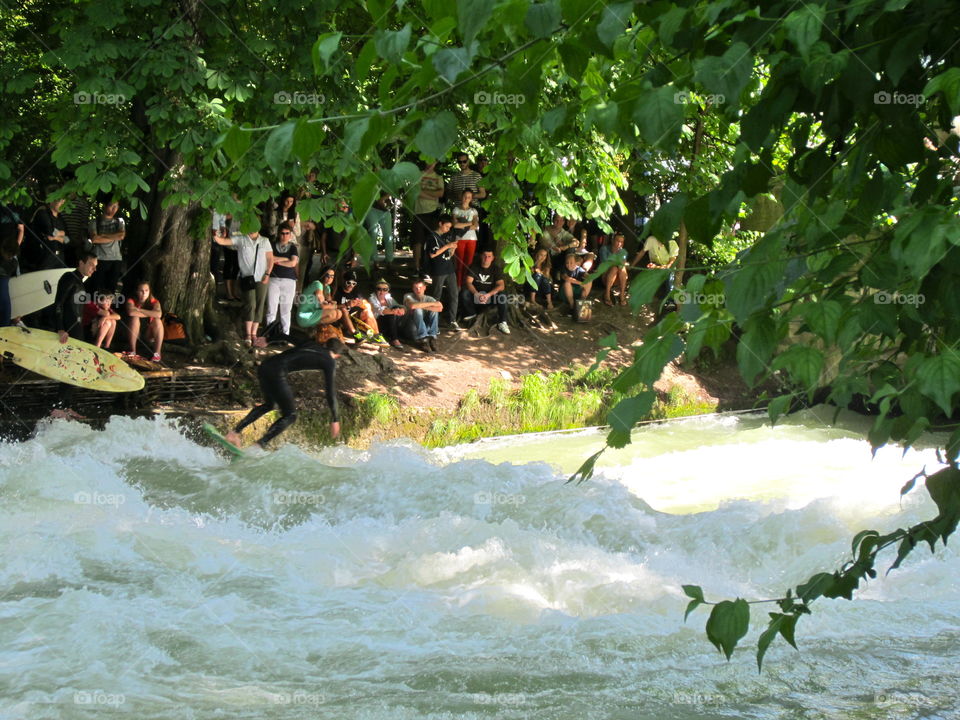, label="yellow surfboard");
[0,325,145,392]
